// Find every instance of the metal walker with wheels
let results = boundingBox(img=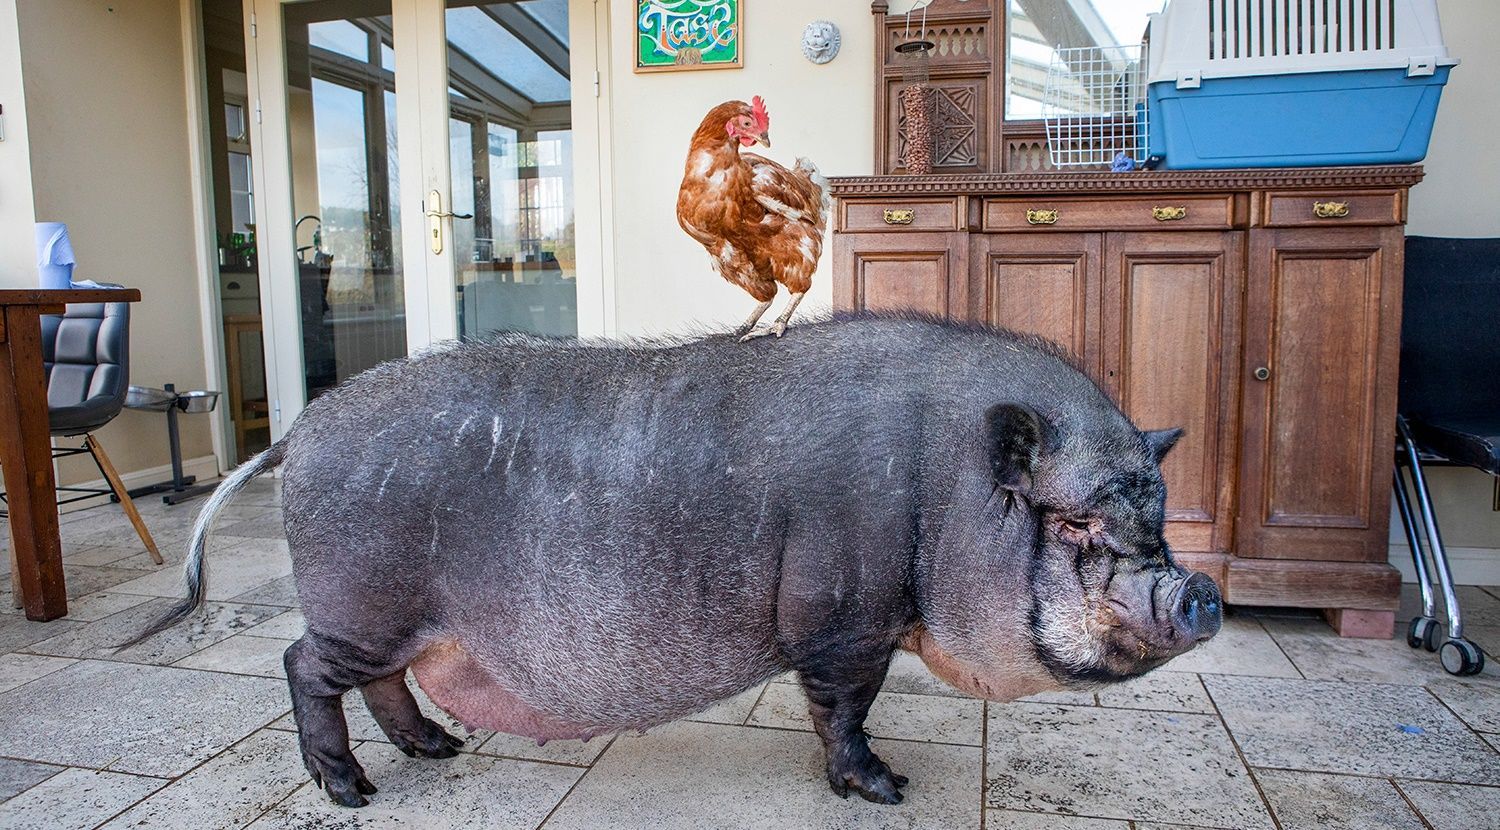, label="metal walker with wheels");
[1394,416,1485,676]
